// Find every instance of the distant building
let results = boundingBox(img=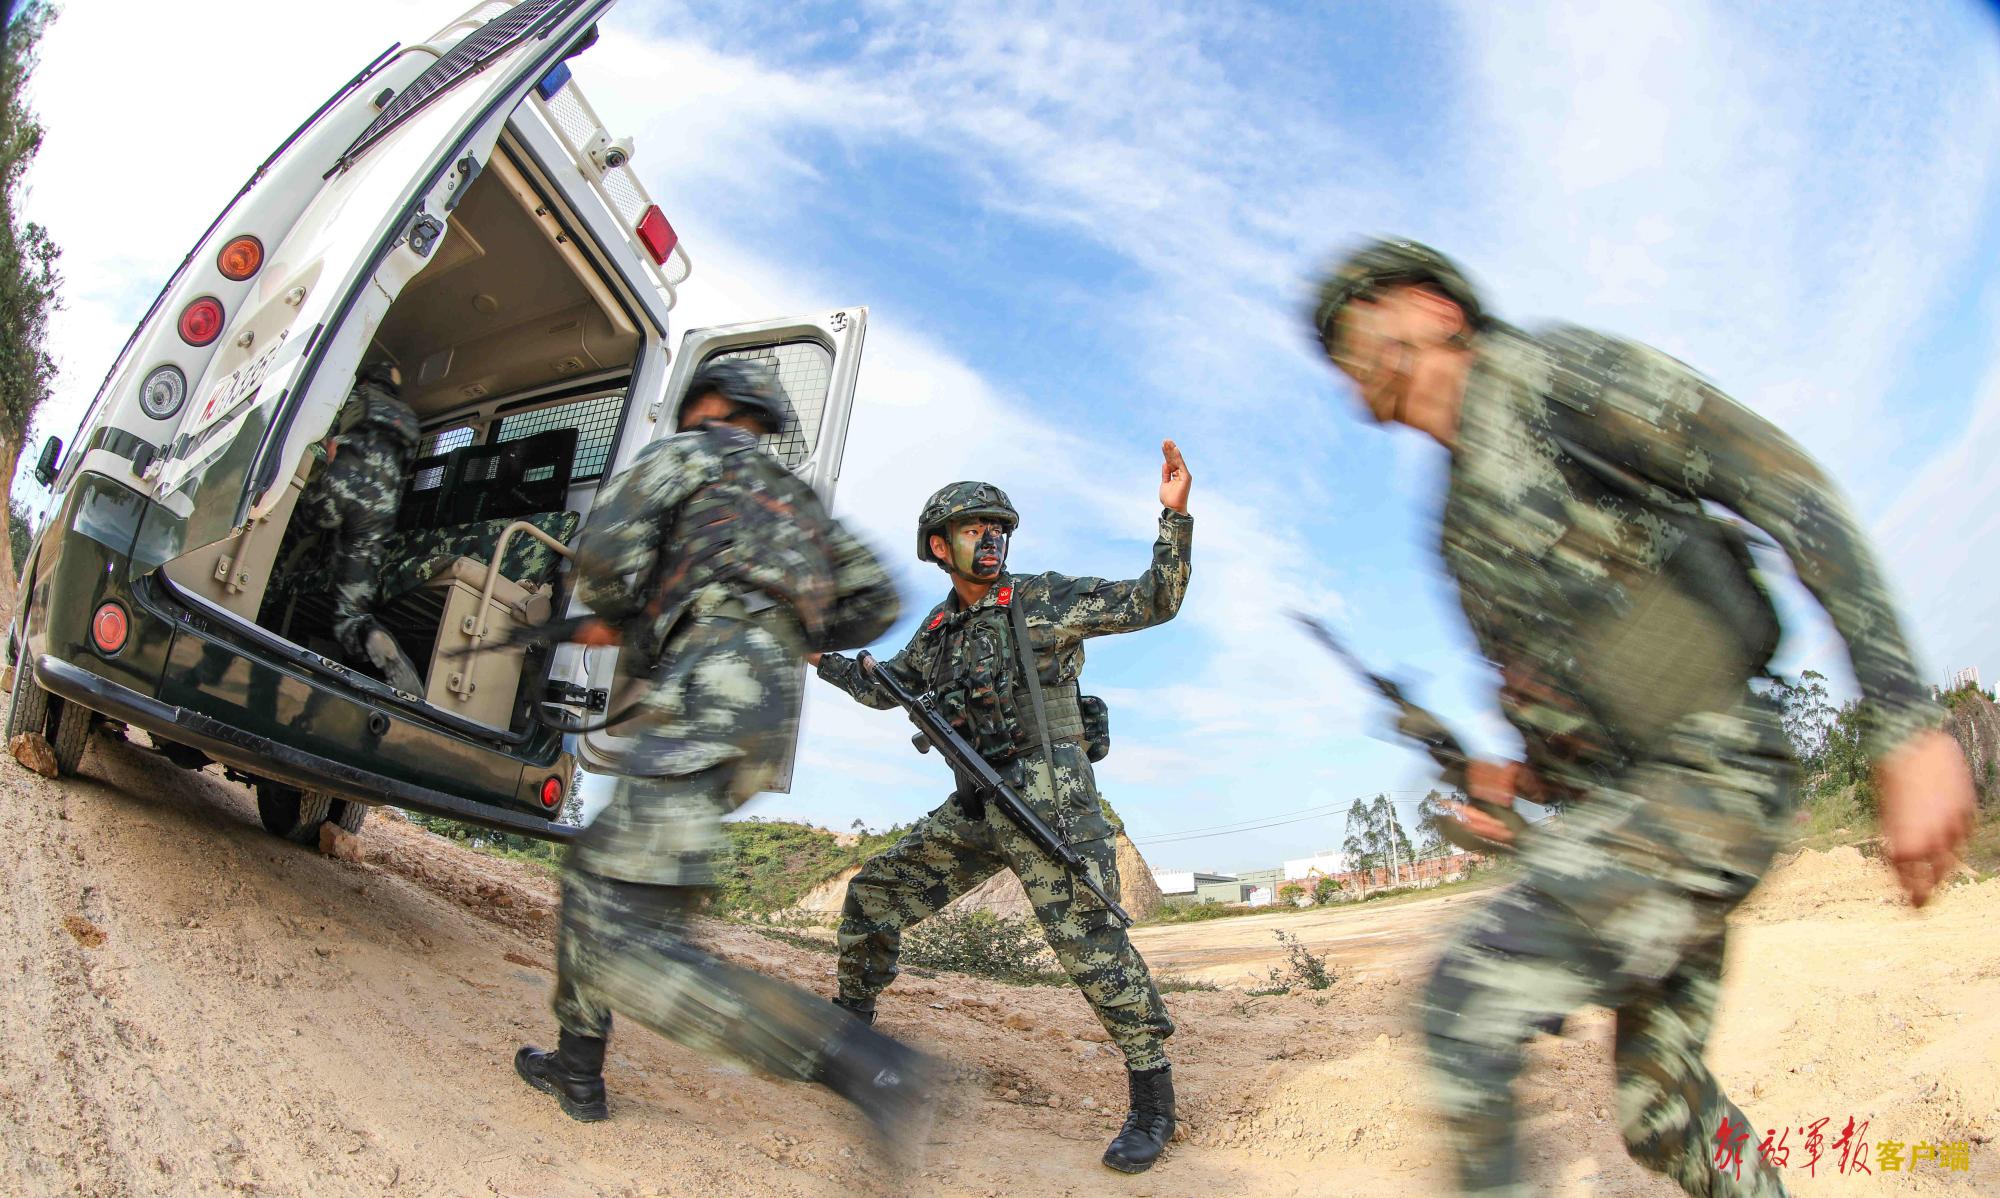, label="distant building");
[1151,868,1237,897]
[1948,666,1981,692]
[1283,851,1345,881]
